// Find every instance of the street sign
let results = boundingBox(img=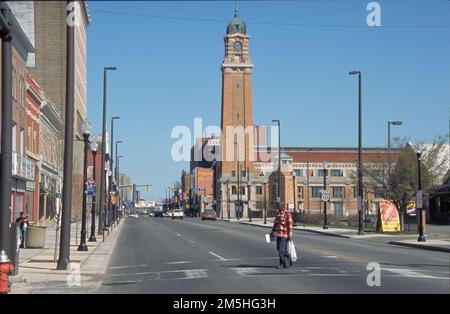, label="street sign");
[321,190,330,202]
[85,179,96,197]
[416,191,423,209]
[192,188,201,193]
